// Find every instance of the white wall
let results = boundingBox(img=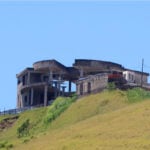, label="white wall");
[123,70,148,85]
